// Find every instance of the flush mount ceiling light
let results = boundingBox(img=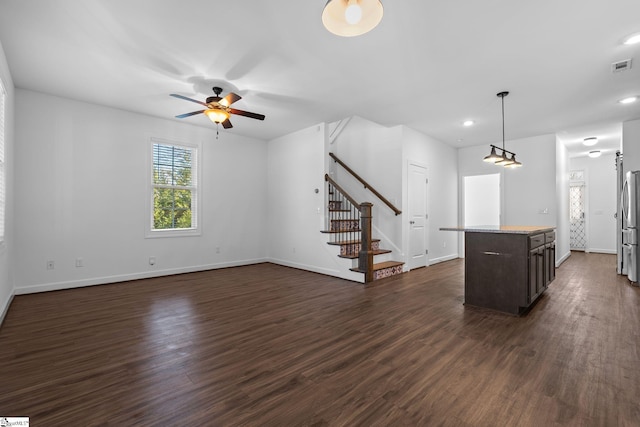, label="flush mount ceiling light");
[483,91,522,168]
[583,137,598,146]
[322,0,384,37]
[463,120,475,127]
[623,33,640,45]
[588,150,602,158]
[619,96,638,104]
